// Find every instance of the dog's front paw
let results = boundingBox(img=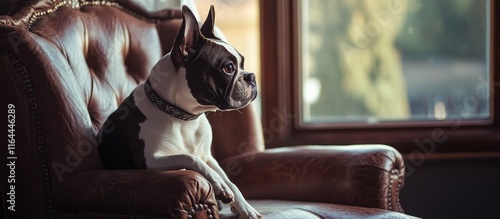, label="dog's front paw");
[215,189,234,204]
[231,201,262,219]
[210,176,234,203]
